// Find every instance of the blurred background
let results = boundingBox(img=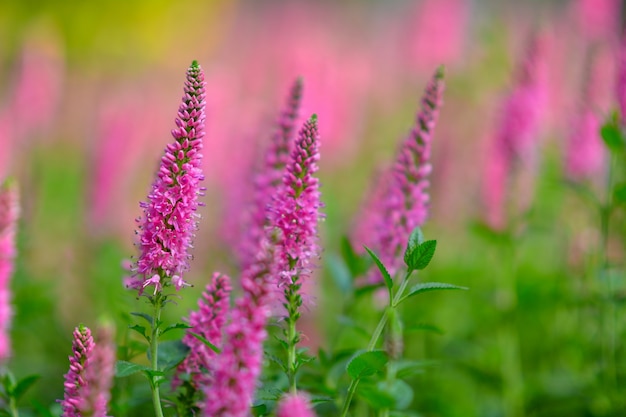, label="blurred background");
[1,0,625,416]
